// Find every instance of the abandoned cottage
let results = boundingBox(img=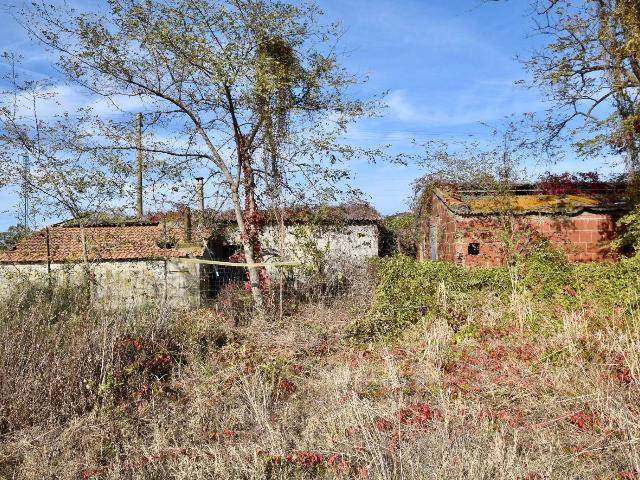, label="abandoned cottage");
[0,218,205,307]
[0,204,381,306]
[417,185,628,266]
